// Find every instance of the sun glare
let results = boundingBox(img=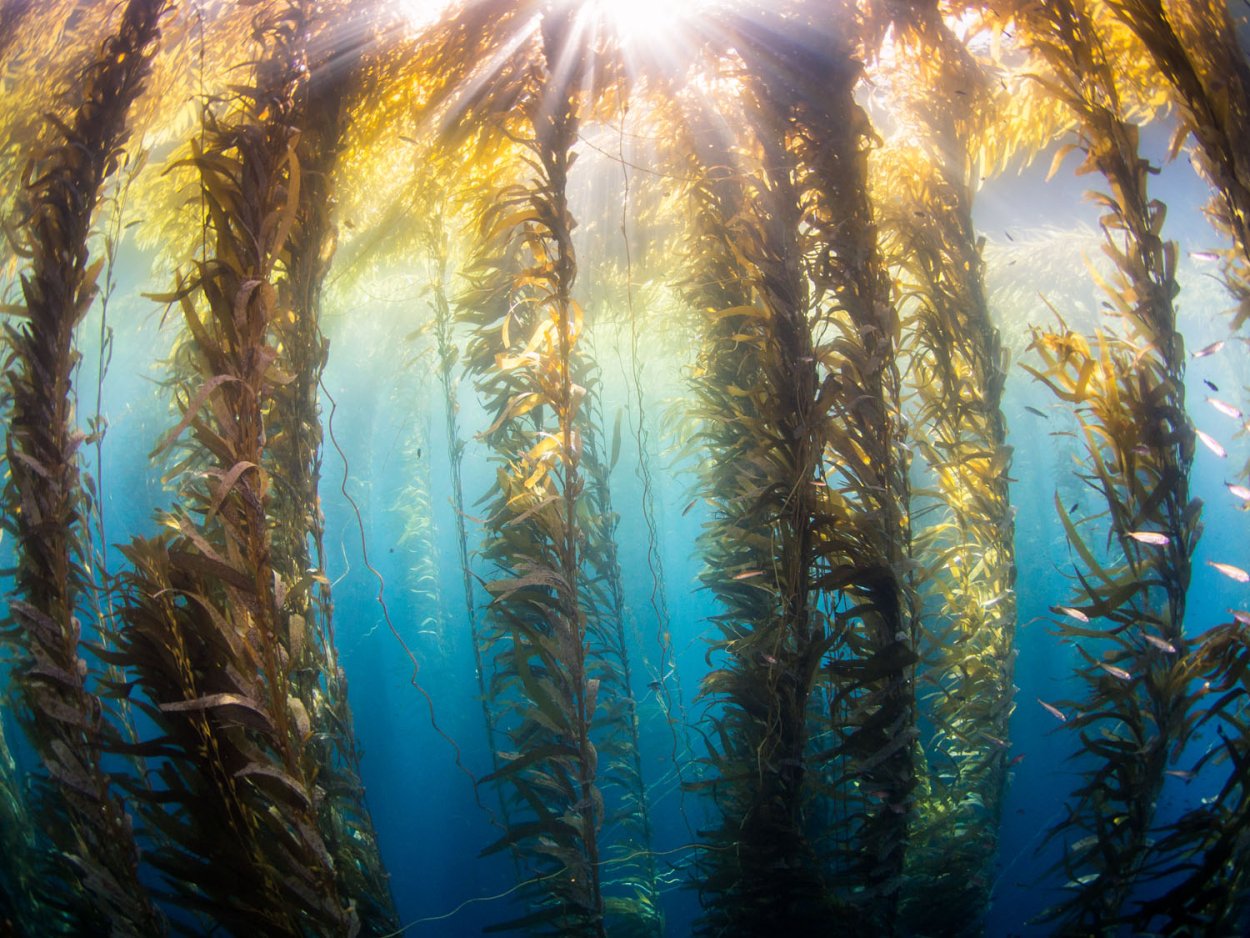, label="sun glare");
[590,0,693,43]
